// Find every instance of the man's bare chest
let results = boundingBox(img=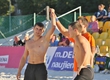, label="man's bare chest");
[28,41,45,52]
